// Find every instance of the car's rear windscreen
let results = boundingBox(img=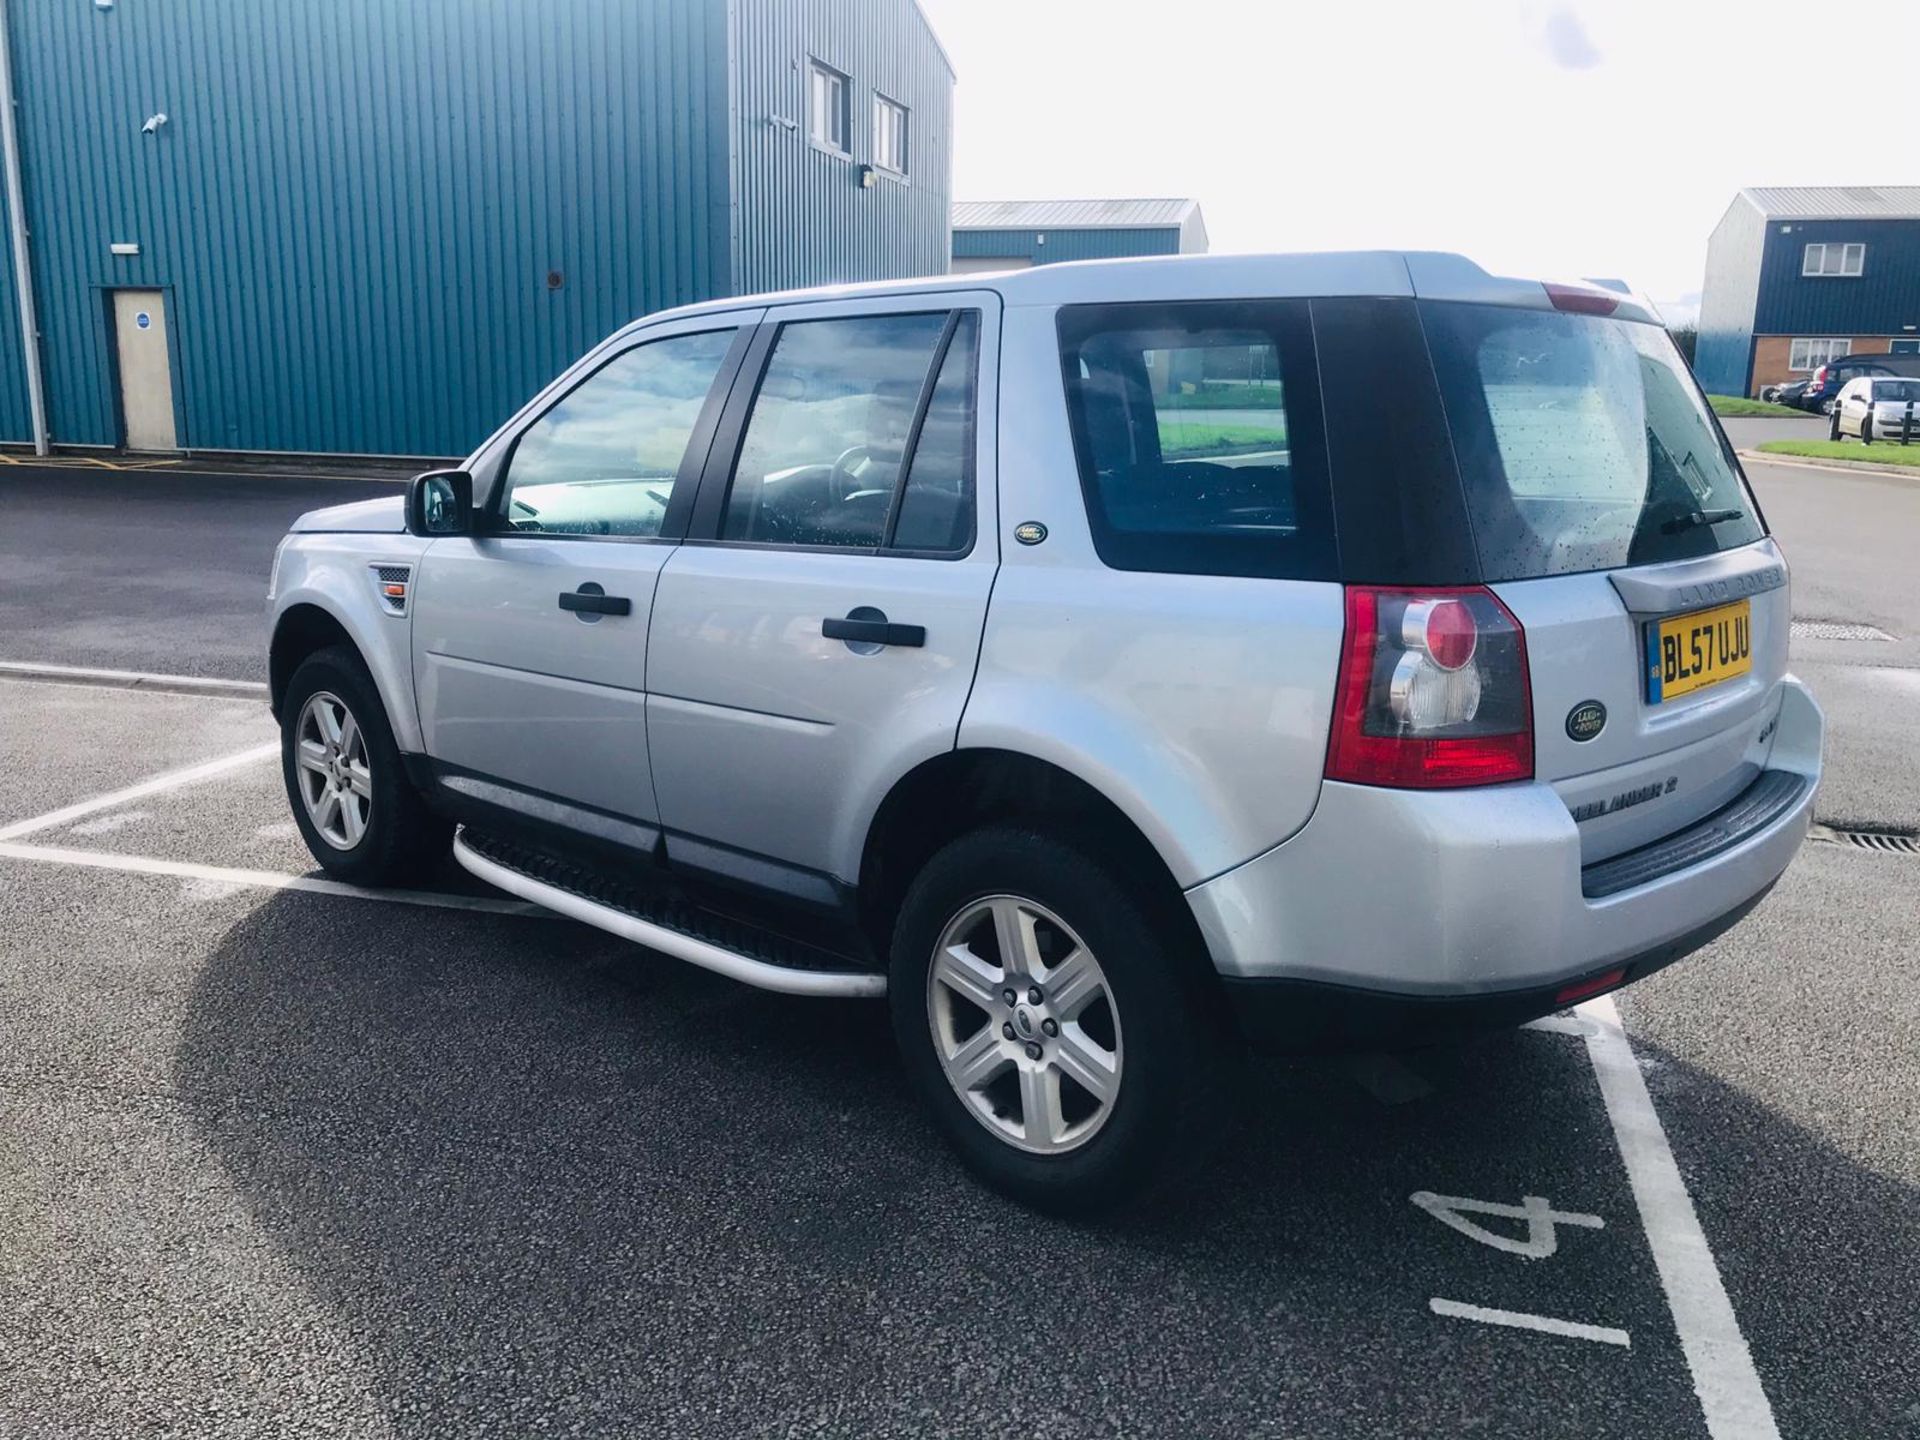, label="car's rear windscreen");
[1057,296,1764,584]
[1417,300,1766,580]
